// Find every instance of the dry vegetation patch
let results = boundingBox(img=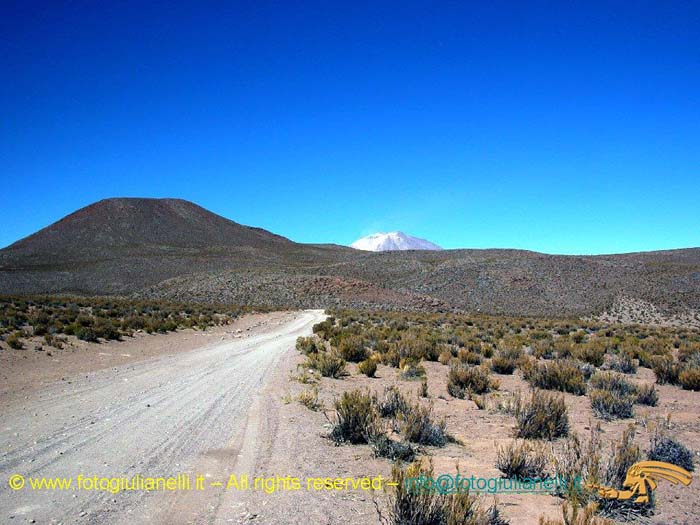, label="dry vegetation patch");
[290,309,700,524]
